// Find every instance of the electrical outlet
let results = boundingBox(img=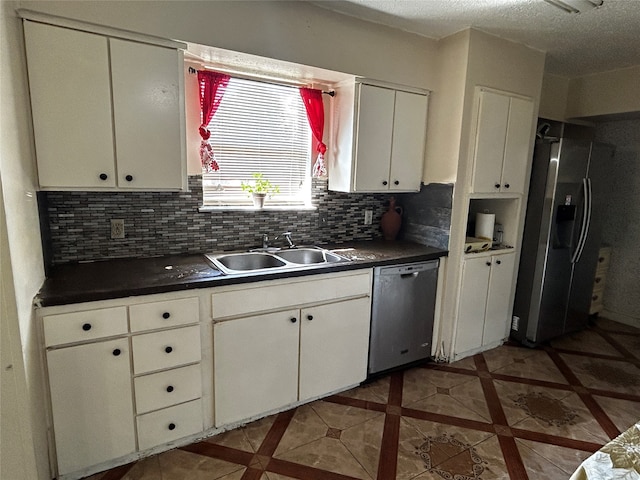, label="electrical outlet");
[364,210,373,225]
[318,212,328,228]
[111,219,125,239]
